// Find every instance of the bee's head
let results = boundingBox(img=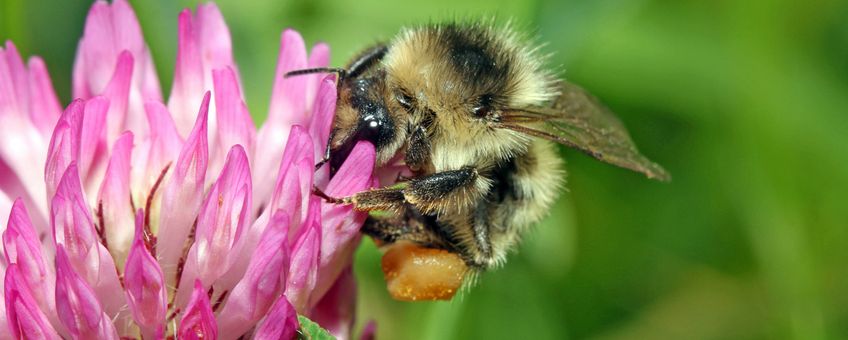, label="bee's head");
[379,23,557,166]
[329,71,408,172]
